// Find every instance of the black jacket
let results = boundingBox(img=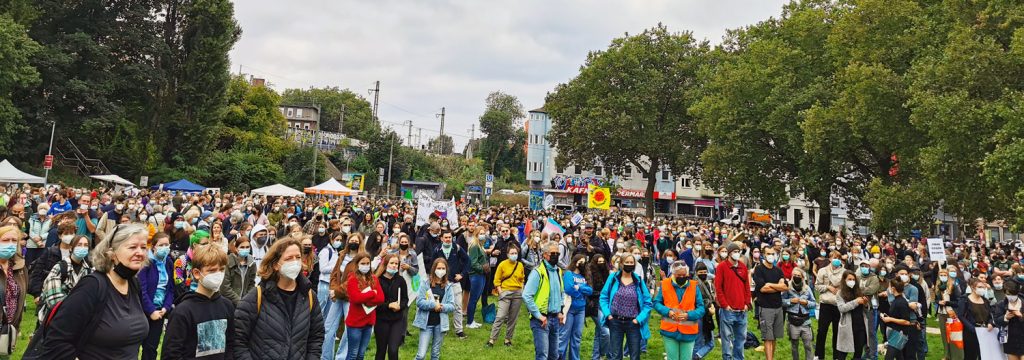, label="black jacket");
[377,274,409,323]
[162,291,235,359]
[29,246,63,297]
[427,244,470,284]
[232,276,324,360]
